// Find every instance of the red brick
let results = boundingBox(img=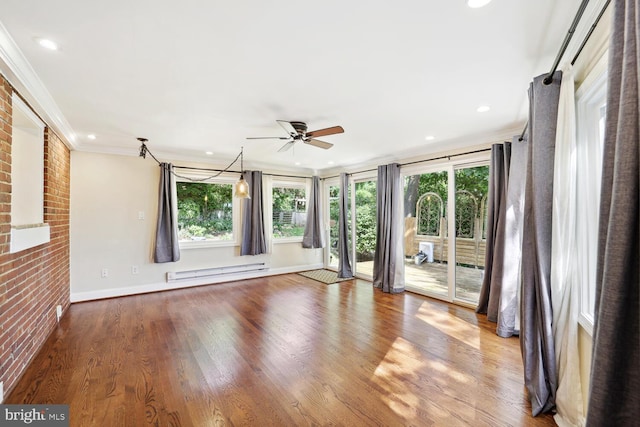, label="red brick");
[0,77,70,398]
